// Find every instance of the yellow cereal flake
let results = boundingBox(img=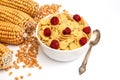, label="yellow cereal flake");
[40,25,51,30]
[50,30,59,39]
[80,17,86,26]
[72,29,79,36]
[45,39,53,46]
[88,33,91,38]
[65,47,70,50]
[69,43,78,50]
[40,18,50,25]
[66,21,74,30]
[76,42,81,48]
[59,13,68,23]
[79,25,84,31]
[83,32,89,40]
[60,41,68,50]
[58,23,67,33]
[72,21,80,29]
[38,31,49,41]
[77,31,85,39]
[59,34,72,40]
